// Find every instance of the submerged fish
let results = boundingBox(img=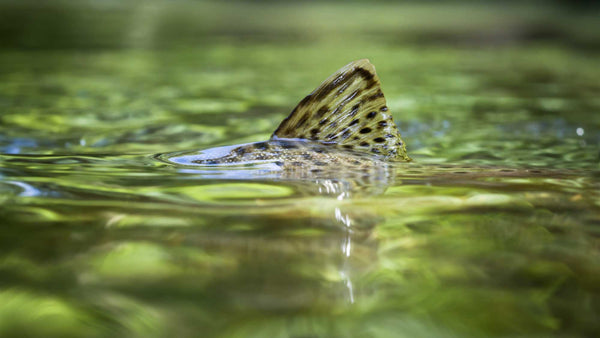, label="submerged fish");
[164,59,410,173]
[158,60,572,197]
